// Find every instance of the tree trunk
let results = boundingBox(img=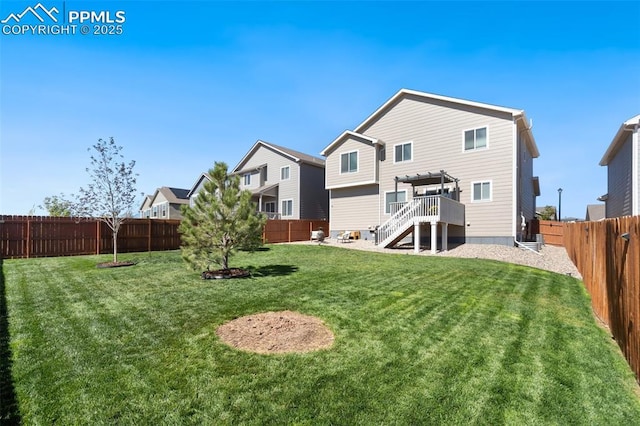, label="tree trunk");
[222,252,229,270]
[113,231,118,263]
